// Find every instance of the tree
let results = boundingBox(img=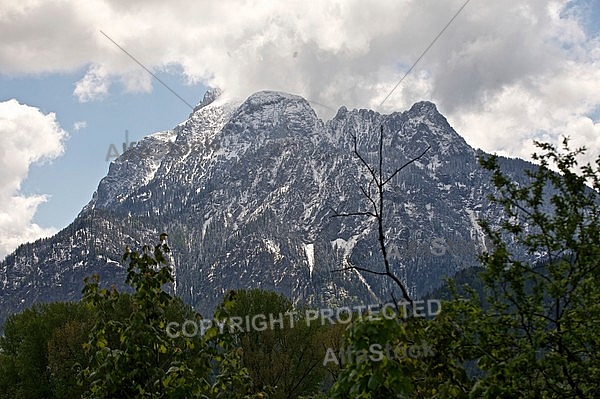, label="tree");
[324,136,600,398]
[325,124,473,398]
[325,303,474,398]
[0,301,90,399]
[456,138,600,398]
[219,289,336,398]
[79,236,257,398]
[47,319,90,398]
[331,125,430,303]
